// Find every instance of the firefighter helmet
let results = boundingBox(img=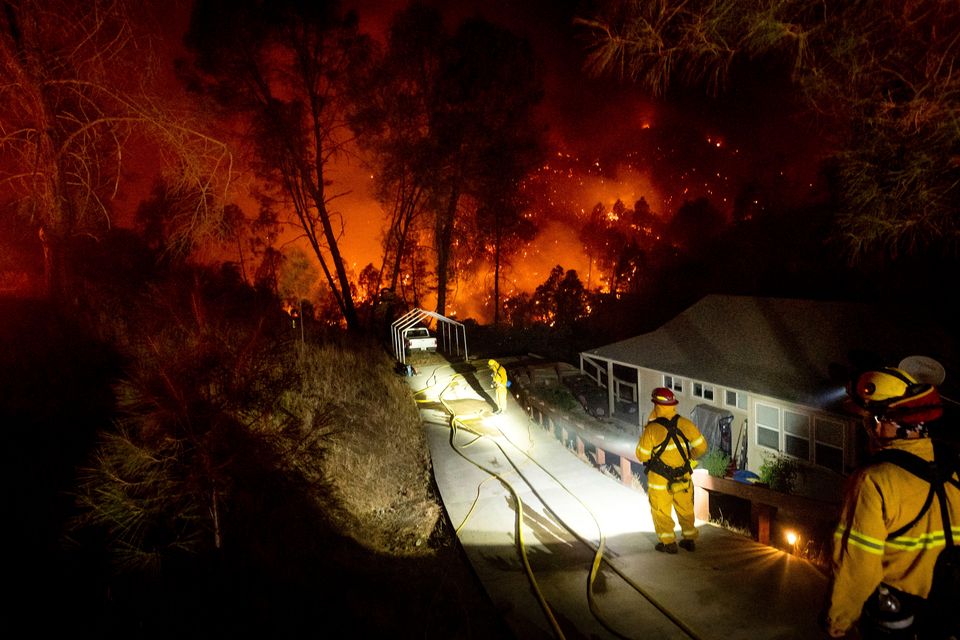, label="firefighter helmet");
[848,367,943,425]
[651,387,679,406]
